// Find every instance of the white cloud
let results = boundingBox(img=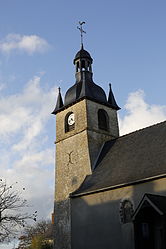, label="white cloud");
[0,34,49,55]
[0,75,58,221]
[119,89,166,135]
[0,83,5,91]
[0,243,16,249]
